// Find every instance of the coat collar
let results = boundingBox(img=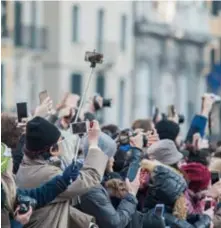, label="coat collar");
[22,155,62,168]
